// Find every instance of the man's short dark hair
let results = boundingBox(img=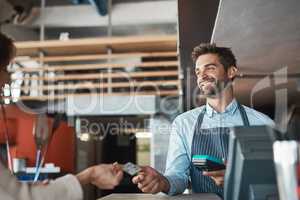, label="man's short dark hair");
[191,43,237,71]
[0,32,16,70]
